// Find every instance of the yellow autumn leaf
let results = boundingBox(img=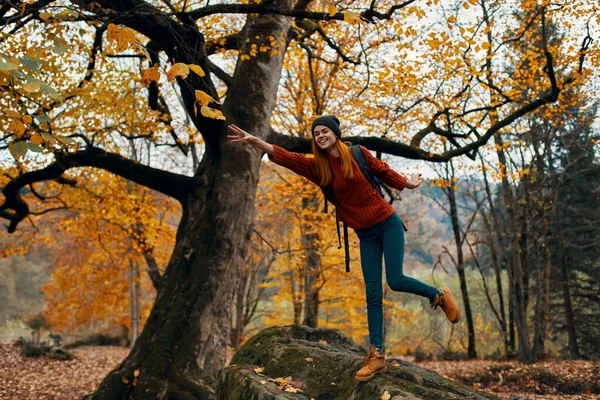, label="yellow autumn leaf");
[4,109,21,119]
[200,106,226,120]
[448,15,456,24]
[252,366,265,374]
[343,11,362,24]
[23,81,41,93]
[107,23,138,52]
[8,120,26,135]
[188,64,205,77]
[328,4,336,17]
[195,90,216,106]
[381,390,391,400]
[133,369,140,377]
[30,133,44,144]
[22,115,33,124]
[106,23,120,43]
[141,67,160,86]
[167,63,189,82]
